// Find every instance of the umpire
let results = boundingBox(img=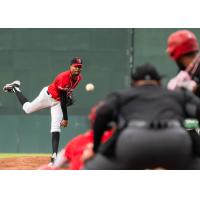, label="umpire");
[85,63,200,170]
